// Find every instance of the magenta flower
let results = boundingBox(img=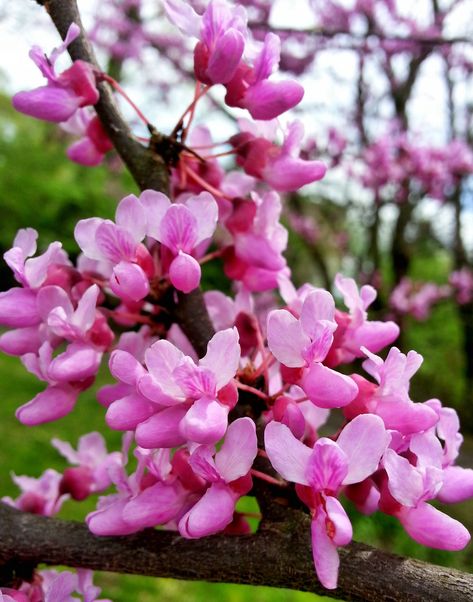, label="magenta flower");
[75,192,156,301]
[61,108,113,166]
[12,24,99,123]
[133,327,240,446]
[267,289,358,408]
[224,191,289,292]
[231,120,326,192]
[179,417,257,537]
[265,415,389,589]
[348,346,439,434]
[145,190,218,293]
[325,274,399,367]
[383,444,470,551]
[52,432,122,500]
[2,469,66,516]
